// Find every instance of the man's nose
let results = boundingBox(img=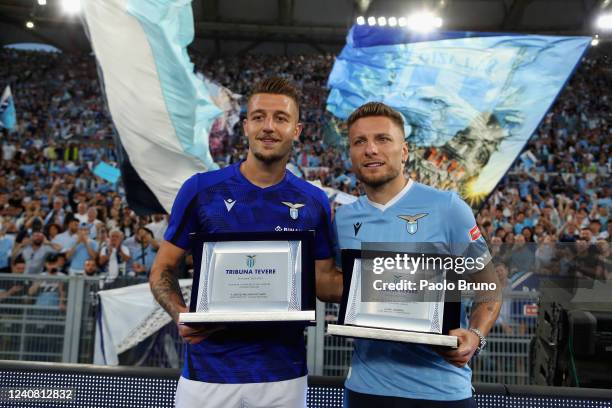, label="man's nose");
[262,116,274,132]
[364,141,378,156]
